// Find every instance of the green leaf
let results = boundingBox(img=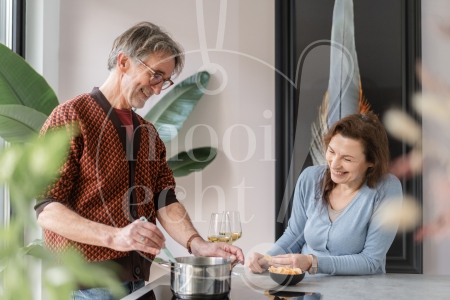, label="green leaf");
[19,239,52,260]
[0,104,48,143]
[144,71,210,143]
[19,239,45,255]
[0,43,58,116]
[0,258,6,273]
[0,128,72,217]
[167,147,217,177]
